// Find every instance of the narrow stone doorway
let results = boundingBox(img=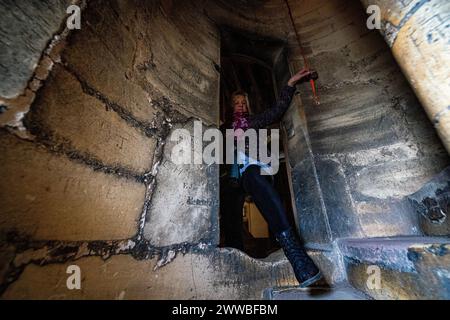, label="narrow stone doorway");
[218,27,296,258]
